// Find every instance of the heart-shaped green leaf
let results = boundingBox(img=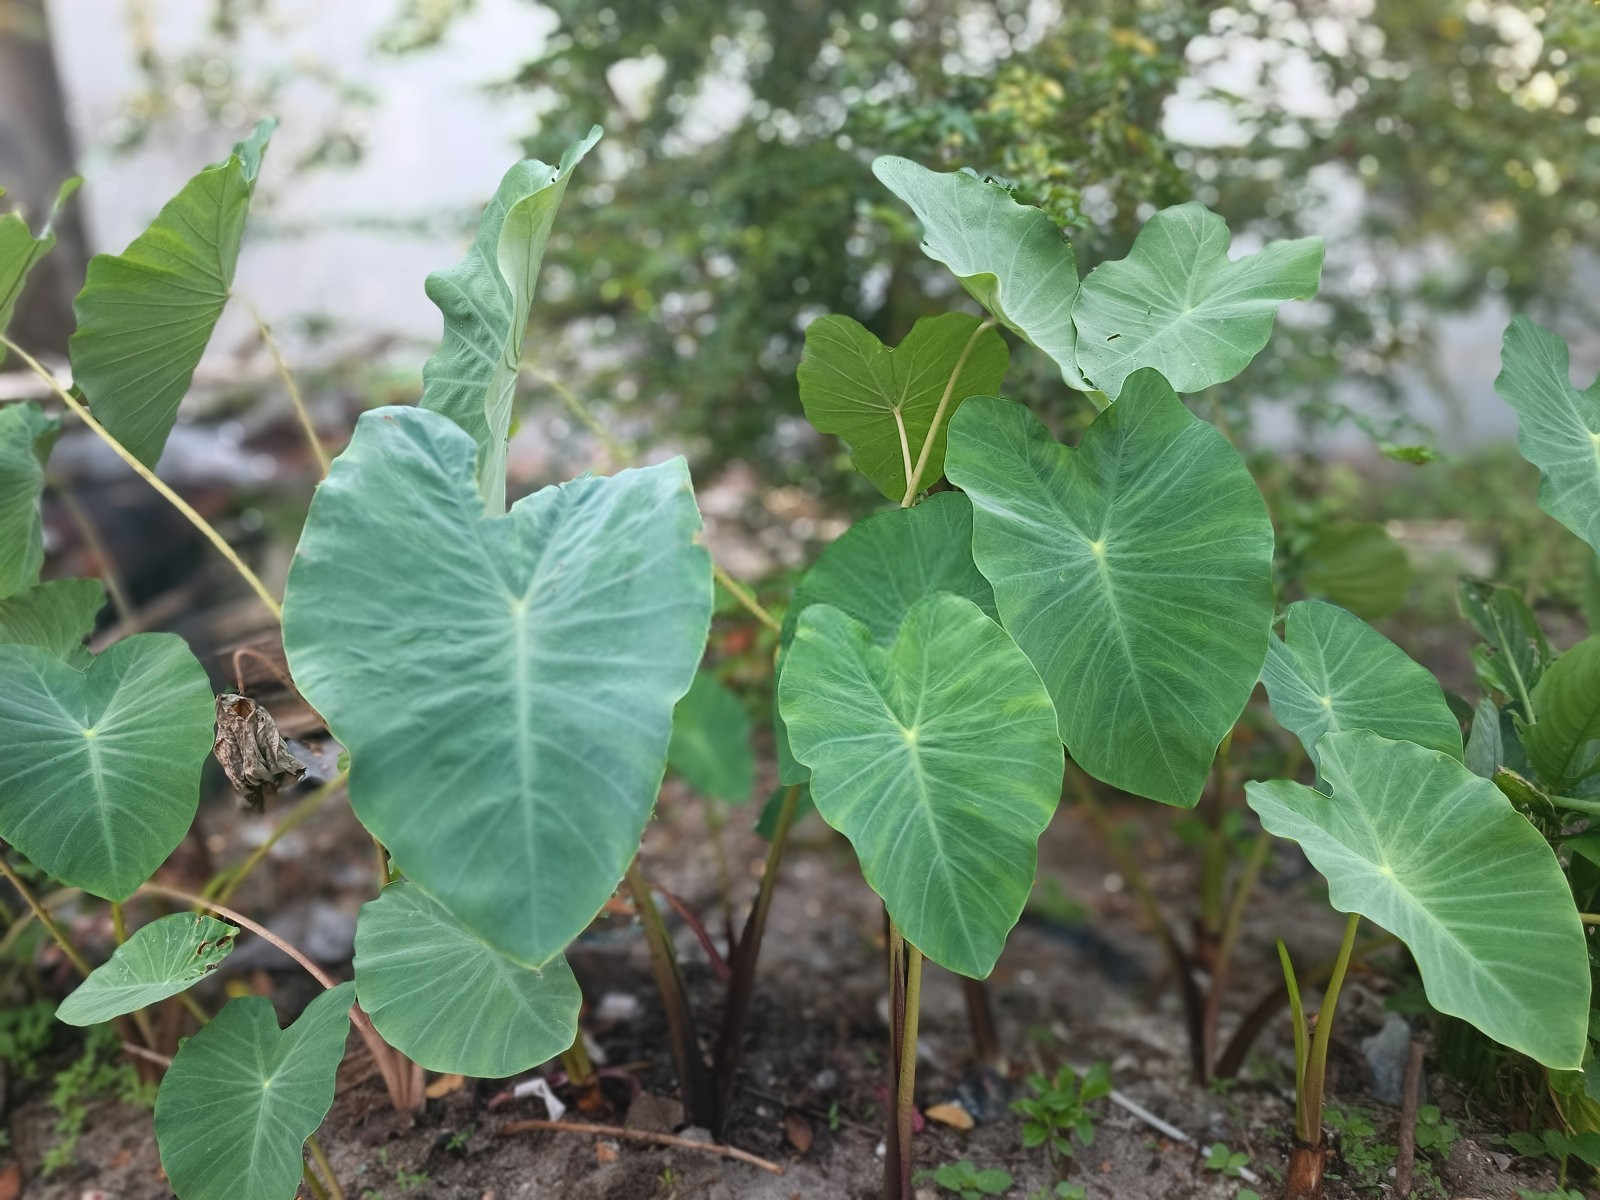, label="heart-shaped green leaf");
[0,402,59,598]
[1247,730,1588,1068]
[283,405,711,967]
[1299,522,1411,620]
[1494,317,1600,554]
[354,881,580,1077]
[57,912,236,1026]
[775,491,996,785]
[1,177,79,362]
[1261,600,1461,767]
[69,121,273,468]
[872,156,1086,389]
[1071,203,1323,397]
[155,981,354,1200]
[946,371,1274,807]
[1526,637,1600,797]
[669,671,754,803]
[421,127,601,512]
[797,313,1007,501]
[0,578,105,664]
[0,635,214,899]
[778,592,1063,977]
